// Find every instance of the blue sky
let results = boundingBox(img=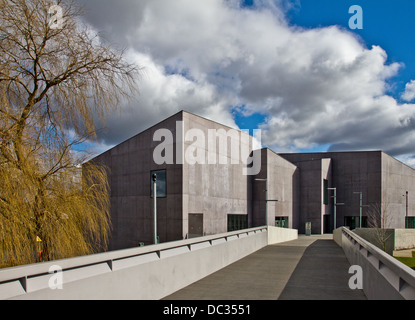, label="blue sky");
[287,0,415,101]
[235,0,415,134]
[78,0,415,167]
